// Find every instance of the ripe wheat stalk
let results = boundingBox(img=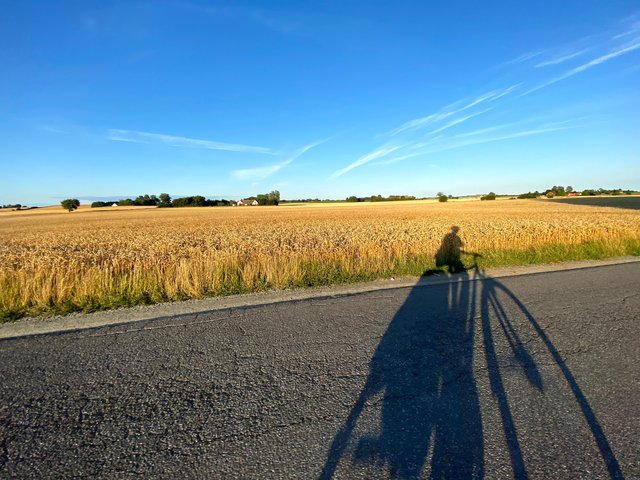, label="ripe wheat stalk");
[1,199,639,319]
